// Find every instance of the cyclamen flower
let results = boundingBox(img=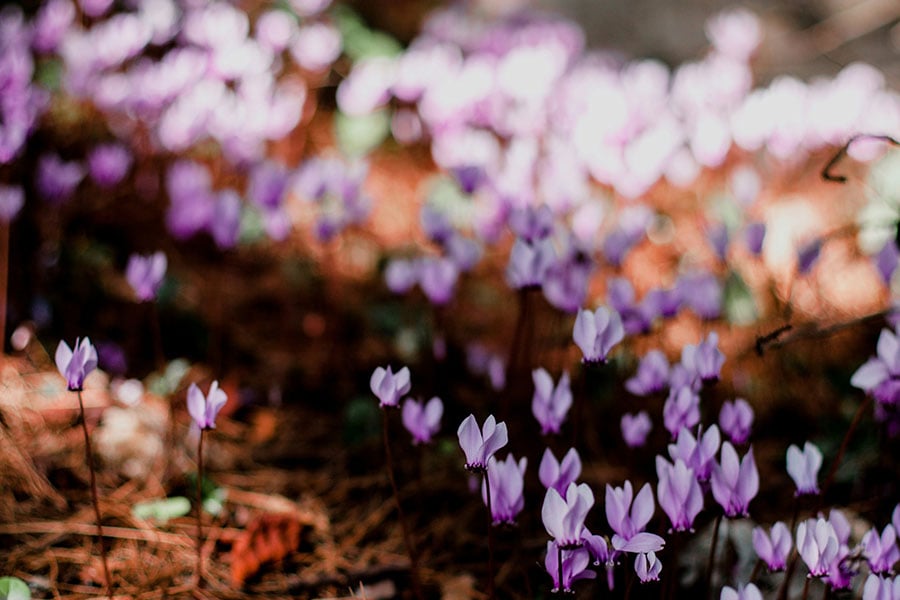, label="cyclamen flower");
[863,574,900,600]
[720,583,763,600]
[385,258,418,294]
[753,522,792,571]
[125,252,167,302]
[506,237,554,290]
[635,551,662,583]
[606,480,655,546]
[656,456,703,532]
[677,272,722,320]
[621,411,652,448]
[876,241,900,285]
[668,424,721,481]
[797,518,840,577]
[786,441,823,496]
[56,338,98,391]
[457,414,508,472]
[87,143,132,188]
[36,153,84,204]
[542,482,594,547]
[482,454,527,525]
[681,332,725,383]
[401,396,443,445]
[625,350,670,396]
[863,524,900,575]
[186,381,228,430]
[509,205,554,242]
[744,222,766,256]
[850,326,900,407]
[531,368,572,435]
[418,256,459,306]
[0,185,25,223]
[545,541,596,593]
[719,398,754,444]
[370,365,411,408]
[663,386,701,438]
[573,306,625,364]
[710,442,758,517]
[539,447,582,496]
